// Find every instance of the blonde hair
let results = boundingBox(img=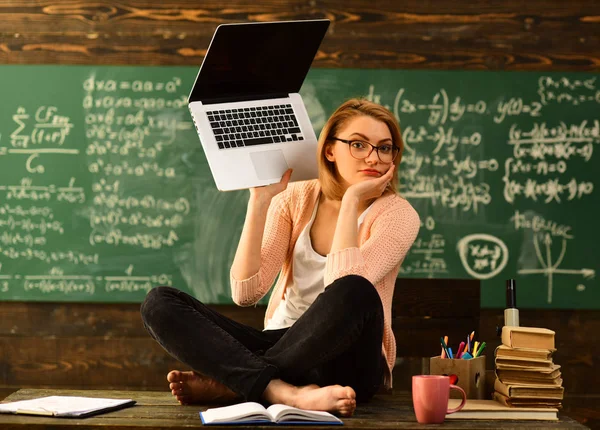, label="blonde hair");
[317,98,404,200]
